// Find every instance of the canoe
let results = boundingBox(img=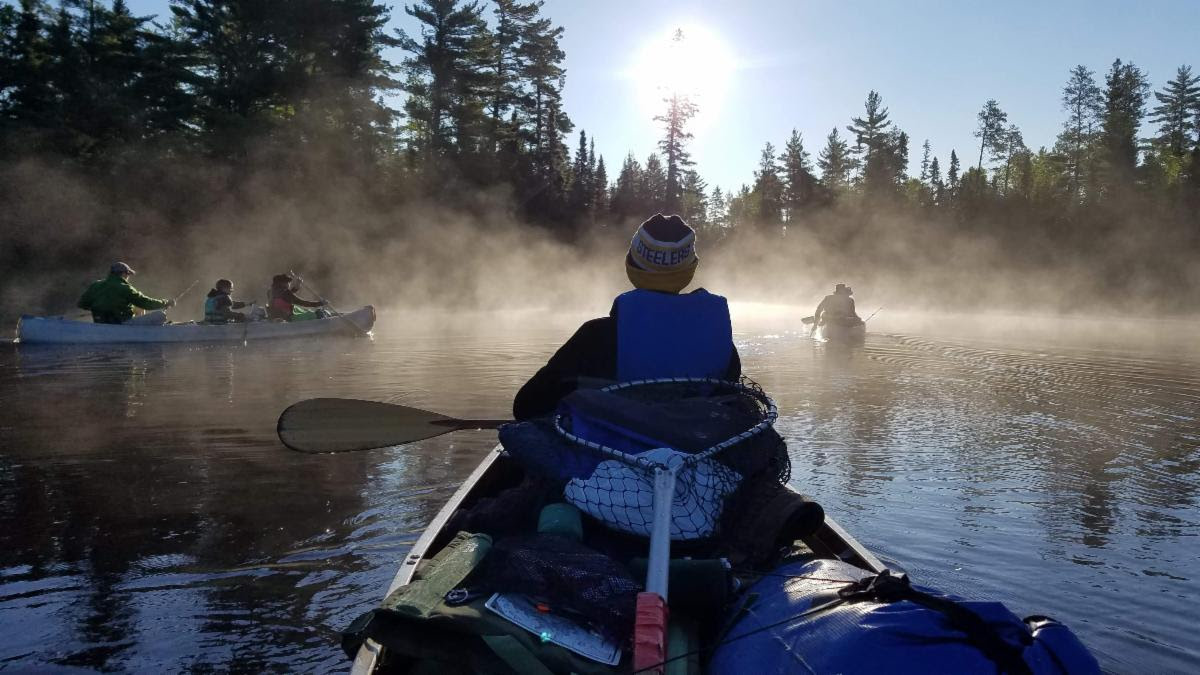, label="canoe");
[813,320,865,342]
[15,306,376,344]
[348,444,885,674]
[348,437,1098,674]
